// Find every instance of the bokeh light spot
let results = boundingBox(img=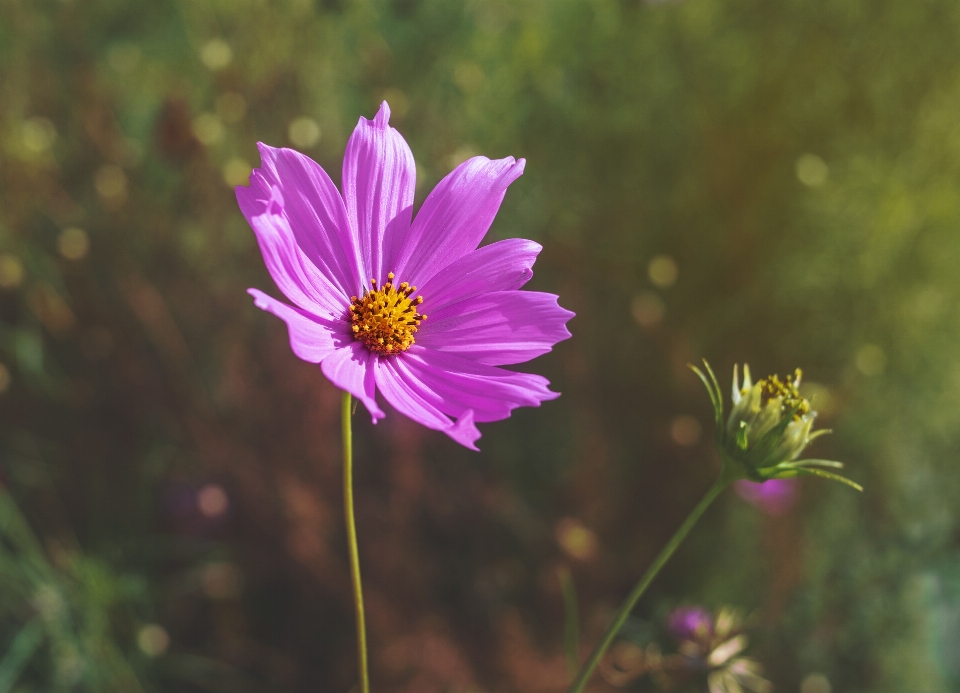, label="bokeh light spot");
[22,117,57,154]
[799,381,836,417]
[58,227,89,261]
[200,39,233,70]
[800,673,831,693]
[288,117,321,149]
[631,291,665,328]
[648,254,678,288]
[222,158,252,187]
[0,254,25,289]
[137,624,170,657]
[197,484,229,518]
[192,113,224,145]
[555,518,599,561]
[670,415,702,446]
[94,164,127,200]
[855,344,887,376]
[796,153,829,187]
